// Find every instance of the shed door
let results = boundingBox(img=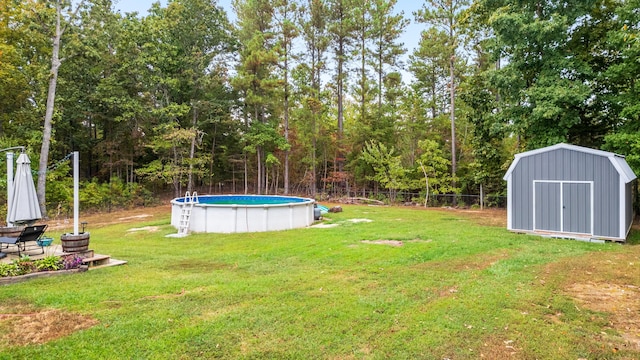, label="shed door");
[534,182,561,232]
[562,183,591,234]
[534,181,592,235]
